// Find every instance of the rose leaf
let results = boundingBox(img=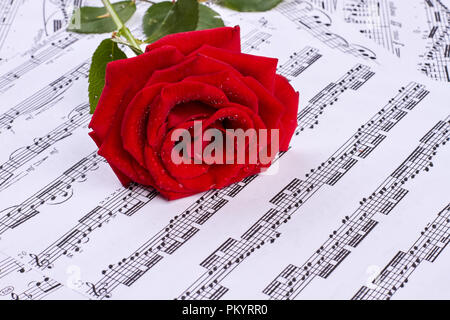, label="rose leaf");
[143,2,223,38]
[67,0,136,34]
[196,4,225,30]
[143,0,199,42]
[219,0,283,12]
[89,39,127,114]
